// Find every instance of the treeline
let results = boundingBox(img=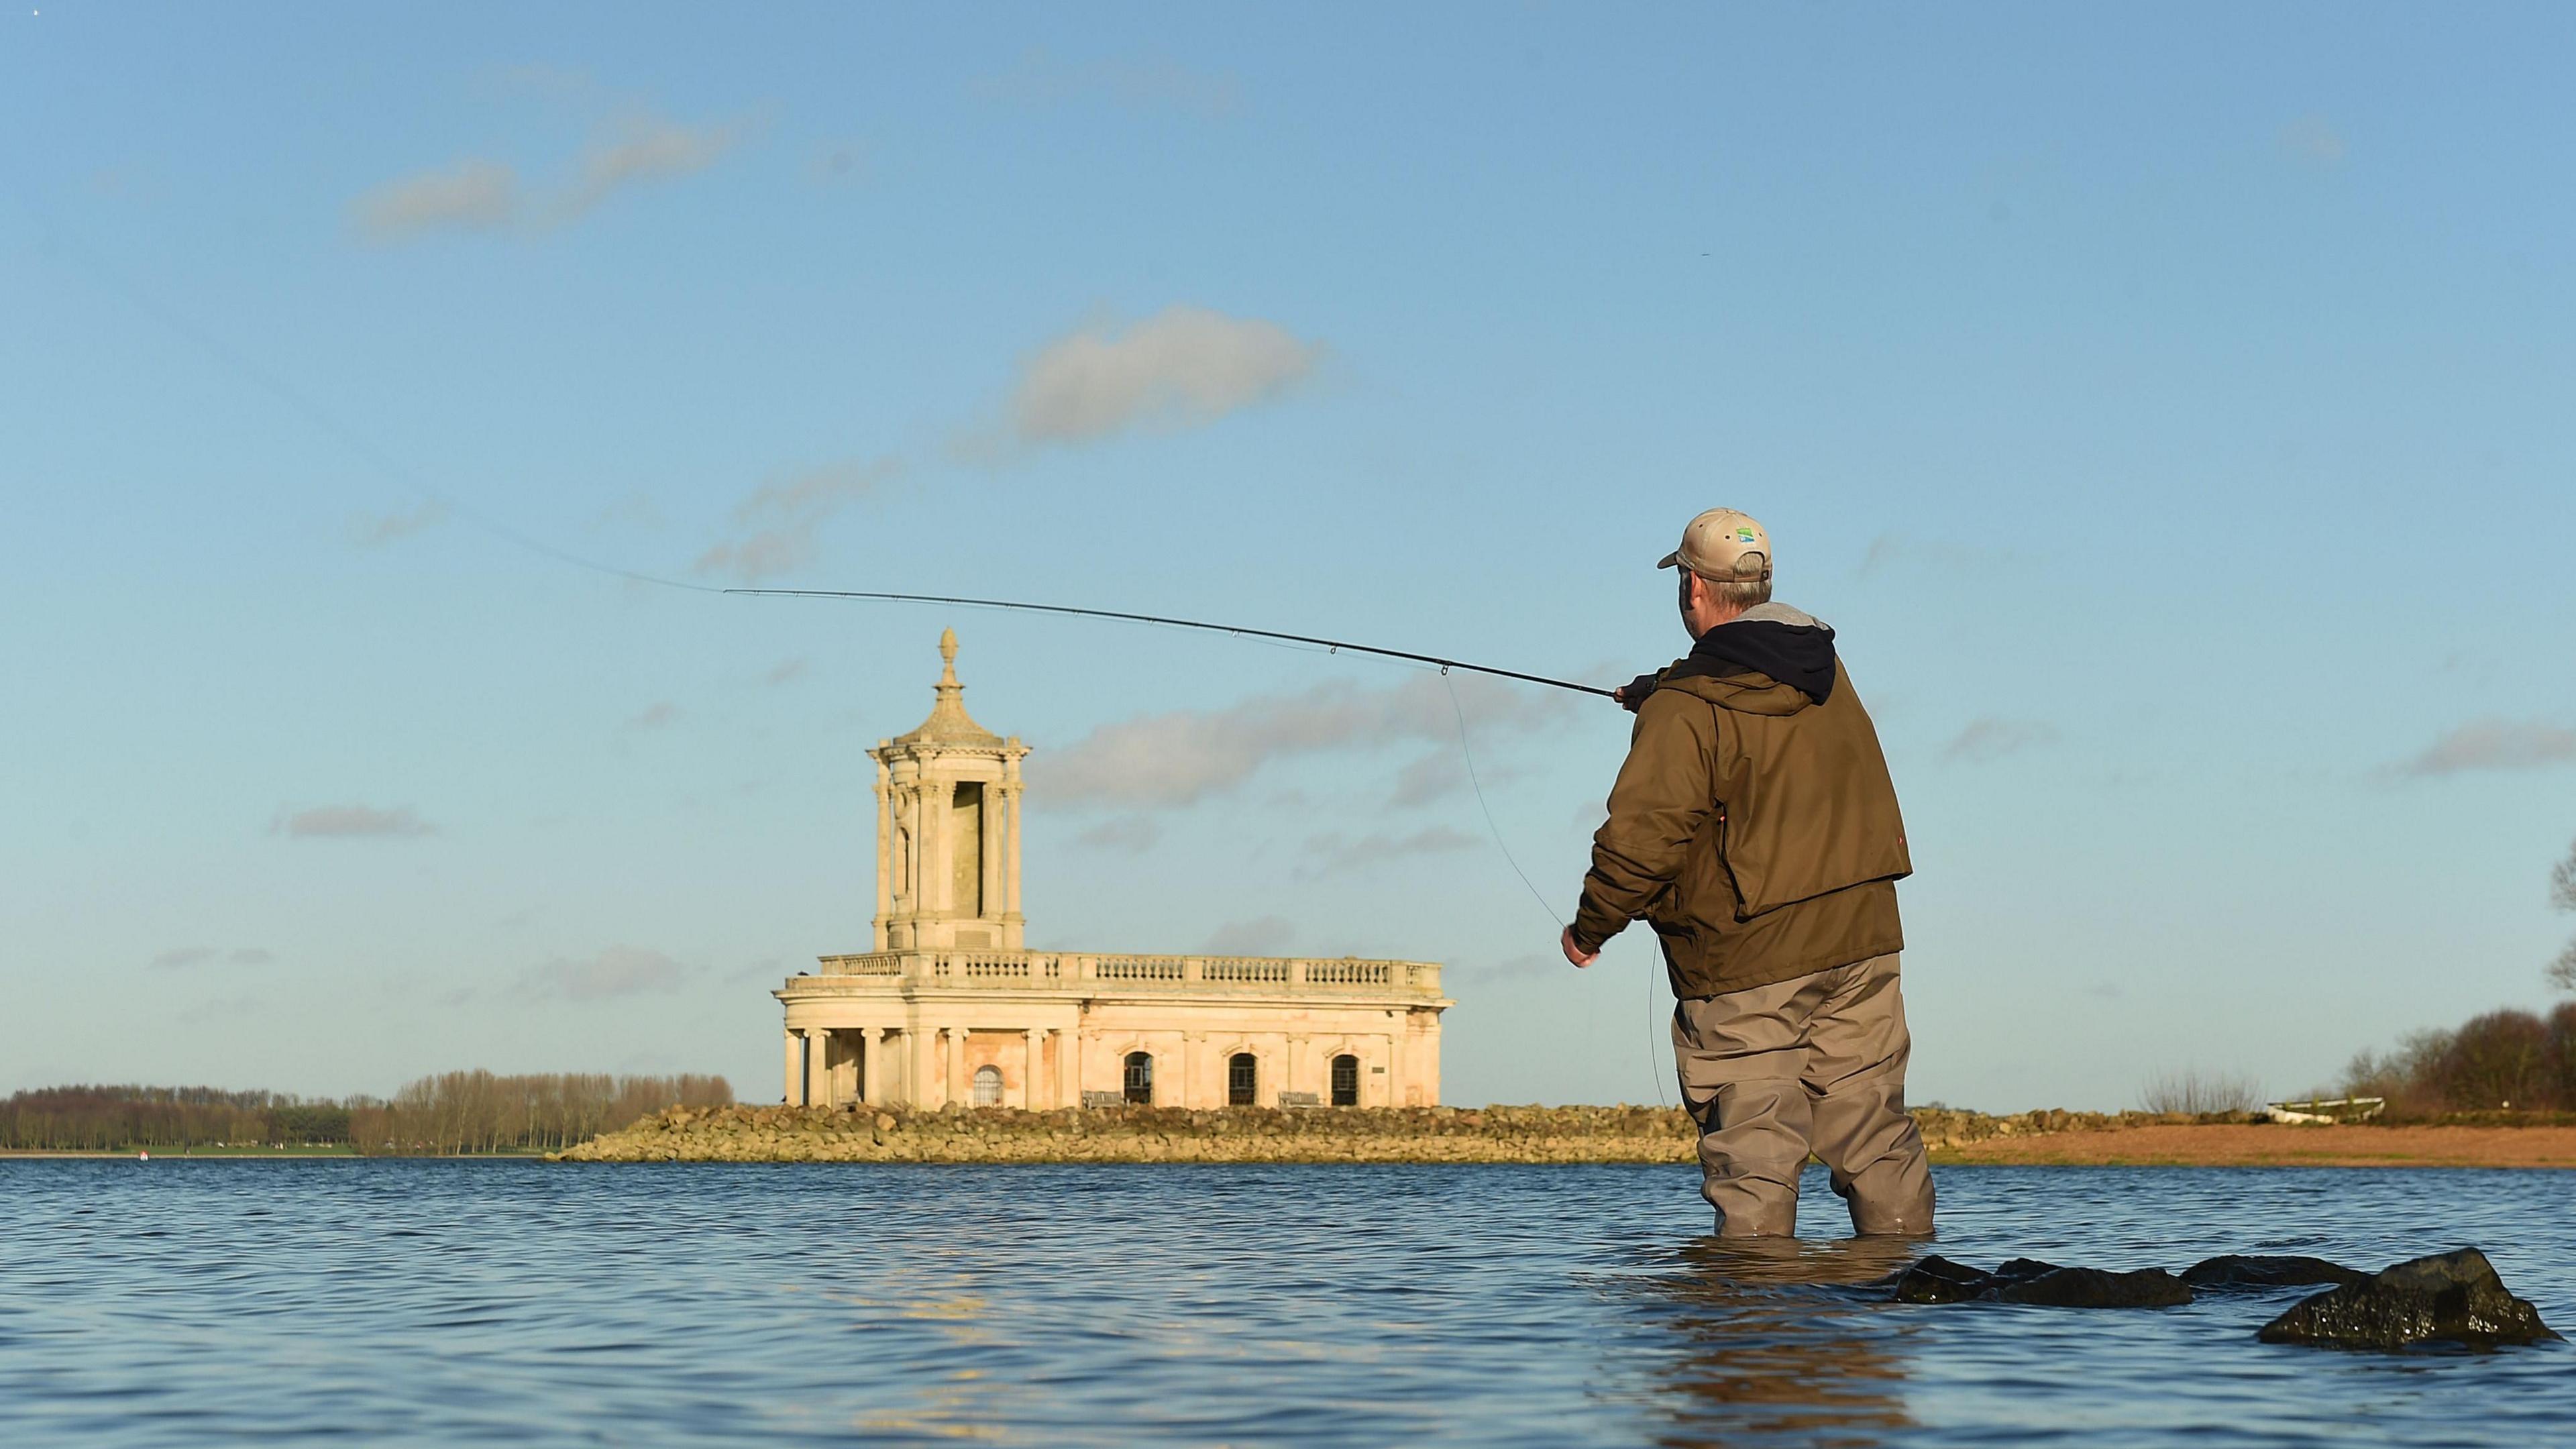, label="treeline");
[353,1071,734,1155]
[1,1073,732,1154]
[2343,1003,2576,1117]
